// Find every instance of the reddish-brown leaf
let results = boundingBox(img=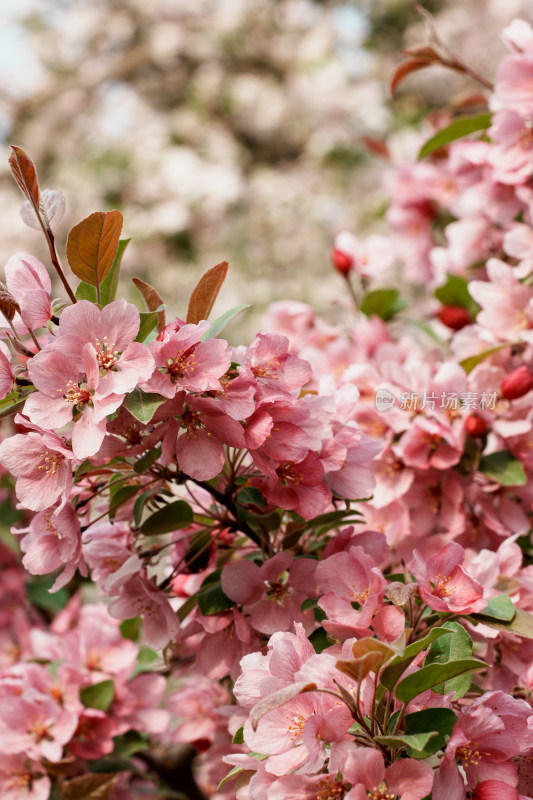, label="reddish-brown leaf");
[390,57,432,95]
[132,276,166,332]
[360,136,390,160]
[9,146,40,209]
[60,772,118,800]
[186,261,228,324]
[66,210,123,288]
